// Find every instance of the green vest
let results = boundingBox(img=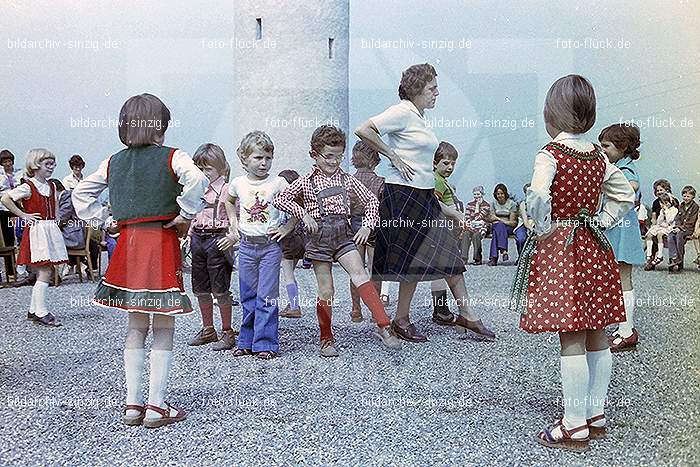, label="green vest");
[108,145,182,223]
